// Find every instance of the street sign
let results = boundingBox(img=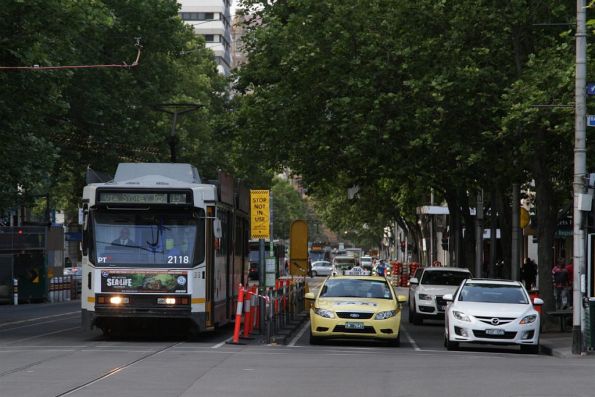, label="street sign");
[587,83,595,96]
[289,220,308,276]
[588,115,595,127]
[250,190,270,239]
